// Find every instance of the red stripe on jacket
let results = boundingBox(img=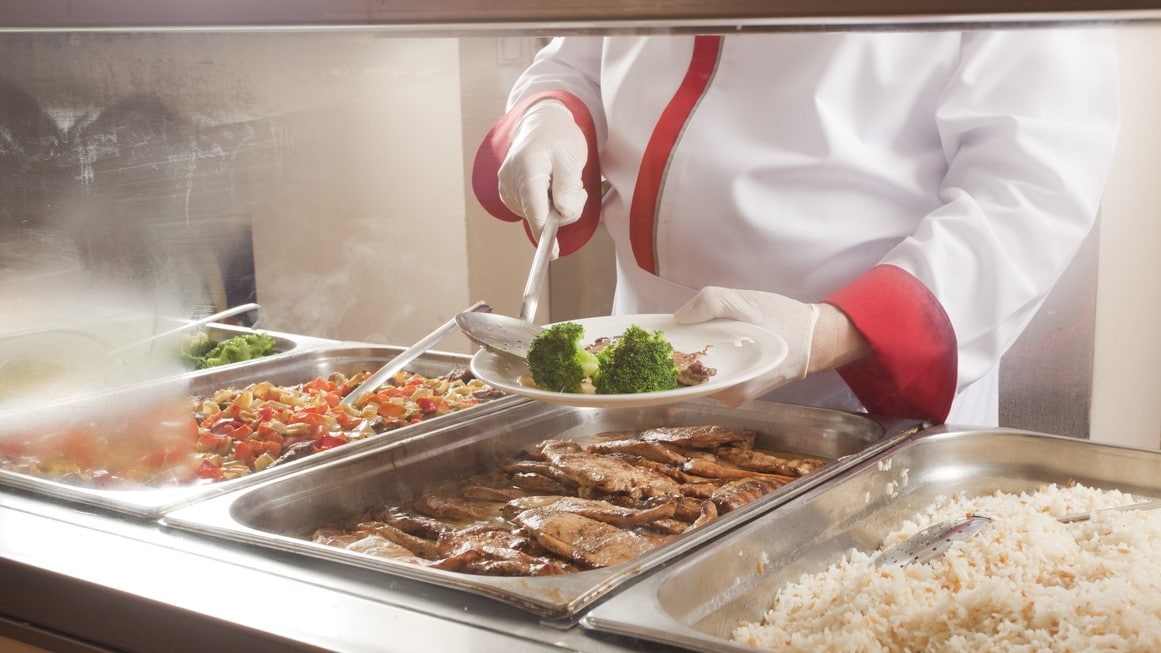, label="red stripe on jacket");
[629,35,723,274]
[826,264,957,423]
[471,92,602,257]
